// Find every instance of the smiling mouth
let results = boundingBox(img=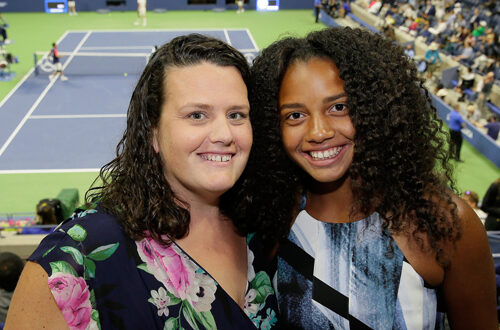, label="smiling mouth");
[200,153,233,162]
[308,146,343,160]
